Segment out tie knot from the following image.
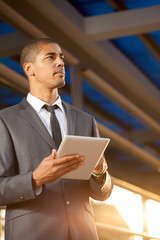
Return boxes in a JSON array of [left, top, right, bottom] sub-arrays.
[[43, 104, 59, 113]]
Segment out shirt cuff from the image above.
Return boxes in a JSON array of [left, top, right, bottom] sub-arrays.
[[34, 185, 43, 196], [91, 171, 106, 185]]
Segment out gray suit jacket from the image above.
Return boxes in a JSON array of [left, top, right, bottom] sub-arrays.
[[0, 98, 113, 240]]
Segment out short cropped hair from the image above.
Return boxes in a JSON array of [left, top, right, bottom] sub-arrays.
[[20, 38, 57, 69]]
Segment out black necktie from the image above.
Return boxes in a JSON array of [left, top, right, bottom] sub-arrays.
[[43, 104, 62, 148]]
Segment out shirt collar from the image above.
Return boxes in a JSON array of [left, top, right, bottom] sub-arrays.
[[26, 93, 64, 113]]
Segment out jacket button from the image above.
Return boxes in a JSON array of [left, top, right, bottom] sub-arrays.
[[19, 196, 25, 201], [66, 201, 70, 205]]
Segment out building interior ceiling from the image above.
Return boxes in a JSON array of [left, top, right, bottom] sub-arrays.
[[0, 0, 160, 197]]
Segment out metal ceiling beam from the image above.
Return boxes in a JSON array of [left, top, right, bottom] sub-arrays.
[[82, 69, 160, 137], [97, 122, 160, 172], [0, 32, 29, 58], [105, 0, 160, 63], [61, 84, 130, 130], [144, 143, 160, 157], [0, 64, 29, 95], [124, 129, 160, 159], [0, 0, 79, 65], [138, 33, 160, 62], [122, 129, 160, 143], [97, 40, 160, 120], [84, 98, 131, 130], [49, 0, 83, 30], [84, 5, 160, 41], [105, 0, 160, 101], [113, 177, 160, 202]]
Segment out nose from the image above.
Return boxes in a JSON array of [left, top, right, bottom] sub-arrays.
[[55, 56, 64, 67]]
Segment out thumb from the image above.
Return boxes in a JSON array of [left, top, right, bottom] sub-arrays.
[[51, 149, 57, 159]]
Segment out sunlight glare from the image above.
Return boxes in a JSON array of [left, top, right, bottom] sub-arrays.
[[104, 186, 143, 234], [146, 199, 160, 238]]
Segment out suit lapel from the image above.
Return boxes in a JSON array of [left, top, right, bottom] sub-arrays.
[[63, 102, 76, 135], [20, 98, 56, 149]]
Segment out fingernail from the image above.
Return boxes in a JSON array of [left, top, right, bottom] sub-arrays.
[[80, 161, 84, 165]]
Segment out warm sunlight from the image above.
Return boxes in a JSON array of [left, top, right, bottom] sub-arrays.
[[146, 199, 160, 238], [103, 185, 143, 240], [105, 186, 143, 232]]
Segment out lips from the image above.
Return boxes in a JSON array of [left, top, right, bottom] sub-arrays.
[[54, 71, 65, 75], [54, 68, 65, 75]]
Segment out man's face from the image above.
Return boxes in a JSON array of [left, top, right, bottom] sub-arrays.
[[31, 43, 65, 89]]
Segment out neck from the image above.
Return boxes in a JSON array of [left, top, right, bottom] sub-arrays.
[[30, 88, 59, 105]]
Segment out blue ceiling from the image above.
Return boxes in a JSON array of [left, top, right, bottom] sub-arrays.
[[68, 0, 115, 15], [111, 34, 160, 89], [68, 0, 160, 89], [68, 0, 160, 15]]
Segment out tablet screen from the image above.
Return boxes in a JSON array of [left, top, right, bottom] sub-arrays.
[[57, 135, 110, 180]]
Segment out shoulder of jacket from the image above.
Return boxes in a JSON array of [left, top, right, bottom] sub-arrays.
[[0, 98, 25, 118], [63, 101, 94, 119]]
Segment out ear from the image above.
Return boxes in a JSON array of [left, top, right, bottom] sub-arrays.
[[23, 62, 35, 77]]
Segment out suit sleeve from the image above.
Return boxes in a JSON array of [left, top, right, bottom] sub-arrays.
[[88, 117, 113, 201], [0, 119, 36, 206]]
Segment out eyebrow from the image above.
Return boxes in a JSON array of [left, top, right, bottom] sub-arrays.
[[44, 52, 64, 57]]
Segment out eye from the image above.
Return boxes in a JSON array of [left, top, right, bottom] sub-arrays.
[[47, 55, 55, 60], [60, 55, 65, 61]]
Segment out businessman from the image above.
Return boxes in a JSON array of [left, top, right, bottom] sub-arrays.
[[0, 38, 113, 240]]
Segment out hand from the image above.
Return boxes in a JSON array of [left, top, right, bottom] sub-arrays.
[[32, 149, 84, 188], [93, 157, 107, 175]]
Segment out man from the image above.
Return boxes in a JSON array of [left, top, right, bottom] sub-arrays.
[[0, 38, 113, 240]]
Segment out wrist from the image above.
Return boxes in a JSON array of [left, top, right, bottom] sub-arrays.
[[93, 164, 107, 177], [32, 171, 41, 189]]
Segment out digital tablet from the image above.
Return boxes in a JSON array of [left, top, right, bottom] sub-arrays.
[[56, 135, 110, 180]]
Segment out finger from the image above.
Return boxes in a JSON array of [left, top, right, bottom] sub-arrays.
[[55, 154, 82, 165], [55, 156, 84, 174], [52, 149, 57, 159], [59, 159, 84, 176], [63, 156, 84, 168]]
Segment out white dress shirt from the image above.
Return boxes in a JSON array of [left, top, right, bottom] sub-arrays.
[[26, 93, 67, 139]]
